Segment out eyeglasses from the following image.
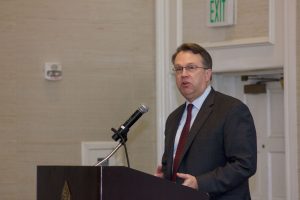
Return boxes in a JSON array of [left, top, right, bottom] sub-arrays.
[[172, 64, 208, 73]]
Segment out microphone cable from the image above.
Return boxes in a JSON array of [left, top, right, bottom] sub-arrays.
[[123, 143, 130, 168], [117, 131, 131, 168]]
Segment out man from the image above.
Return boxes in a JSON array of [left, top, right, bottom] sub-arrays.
[[155, 43, 257, 200]]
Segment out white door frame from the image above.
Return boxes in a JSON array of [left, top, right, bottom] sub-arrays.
[[283, 0, 298, 199], [155, 0, 298, 199]]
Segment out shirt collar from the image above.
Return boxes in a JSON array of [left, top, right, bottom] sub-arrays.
[[186, 85, 211, 110]]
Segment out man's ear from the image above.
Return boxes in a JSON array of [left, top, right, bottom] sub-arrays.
[[205, 69, 212, 81]]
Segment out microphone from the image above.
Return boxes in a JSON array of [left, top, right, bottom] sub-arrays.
[[112, 104, 149, 142]]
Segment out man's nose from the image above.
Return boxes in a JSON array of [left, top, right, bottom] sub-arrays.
[[181, 67, 189, 76]]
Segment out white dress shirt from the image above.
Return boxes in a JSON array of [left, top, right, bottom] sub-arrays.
[[173, 85, 212, 158]]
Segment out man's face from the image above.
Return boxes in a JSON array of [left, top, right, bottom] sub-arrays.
[[174, 51, 212, 102]]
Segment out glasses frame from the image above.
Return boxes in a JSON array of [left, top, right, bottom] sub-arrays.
[[172, 64, 208, 74]]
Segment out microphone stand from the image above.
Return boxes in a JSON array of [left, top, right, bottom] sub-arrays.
[[94, 127, 129, 167]]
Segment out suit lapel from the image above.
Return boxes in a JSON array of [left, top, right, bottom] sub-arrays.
[[177, 89, 216, 170], [165, 104, 185, 178], [167, 104, 186, 148]]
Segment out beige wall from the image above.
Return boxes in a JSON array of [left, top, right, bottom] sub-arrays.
[[297, 0, 300, 197], [0, 0, 156, 199]]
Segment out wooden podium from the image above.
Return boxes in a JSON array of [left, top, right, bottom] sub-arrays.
[[37, 166, 209, 200]]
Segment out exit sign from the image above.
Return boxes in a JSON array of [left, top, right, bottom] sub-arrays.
[[207, 0, 235, 27]]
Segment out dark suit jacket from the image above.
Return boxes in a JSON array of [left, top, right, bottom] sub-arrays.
[[161, 88, 257, 200]]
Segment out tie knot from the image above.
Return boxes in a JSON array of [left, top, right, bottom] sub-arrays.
[[187, 104, 193, 113]]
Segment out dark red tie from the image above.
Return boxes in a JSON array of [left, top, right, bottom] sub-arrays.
[[172, 104, 193, 181]]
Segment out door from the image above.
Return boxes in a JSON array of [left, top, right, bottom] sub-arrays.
[[212, 71, 285, 200]]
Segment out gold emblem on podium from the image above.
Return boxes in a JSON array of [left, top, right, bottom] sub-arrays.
[[61, 181, 71, 200]]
